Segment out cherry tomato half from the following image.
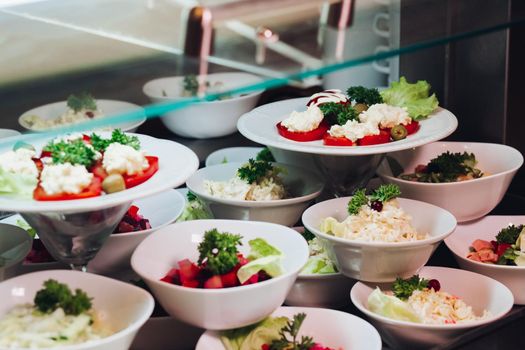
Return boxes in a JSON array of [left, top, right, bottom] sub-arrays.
[[276, 121, 329, 142]]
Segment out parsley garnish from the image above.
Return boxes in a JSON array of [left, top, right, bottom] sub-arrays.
[[392, 275, 429, 300], [186, 191, 197, 202], [369, 184, 401, 203], [34, 279, 92, 316], [256, 147, 276, 162], [413, 151, 482, 183], [318, 102, 357, 126], [183, 75, 200, 96], [268, 313, 314, 350], [347, 184, 401, 215], [346, 86, 383, 106], [66, 92, 97, 112], [237, 159, 273, 184], [496, 224, 524, 244], [302, 228, 316, 242], [197, 229, 242, 275], [43, 139, 97, 167], [348, 189, 368, 215], [90, 129, 140, 152]]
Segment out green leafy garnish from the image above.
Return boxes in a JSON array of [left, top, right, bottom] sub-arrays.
[[268, 313, 314, 350], [237, 159, 273, 184], [183, 75, 200, 96], [380, 77, 439, 120], [348, 188, 368, 215], [66, 92, 97, 113], [34, 279, 92, 316], [496, 225, 524, 244], [43, 139, 97, 167], [369, 184, 401, 203], [198, 228, 242, 275], [302, 228, 316, 242], [318, 102, 357, 125], [346, 86, 383, 105], [392, 275, 429, 300], [256, 147, 276, 163], [90, 129, 140, 151], [186, 191, 197, 202]]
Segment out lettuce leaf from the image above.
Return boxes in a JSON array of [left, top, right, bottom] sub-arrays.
[[176, 198, 213, 222], [220, 316, 288, 350], [0, 167, 37, 198], [367, 288, 422, 323], [237, 239, 283, 284], [380, 77, 439, 120]]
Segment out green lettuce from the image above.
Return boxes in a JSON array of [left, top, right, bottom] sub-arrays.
[[176, 198, 213, 222], [220, 316, 288, 350], [301, 256, 336, 274], [237, 238, 283, 284], [380, 77, 439, 120], [367, 288, 421, 323], [0, 167, 37, 198]]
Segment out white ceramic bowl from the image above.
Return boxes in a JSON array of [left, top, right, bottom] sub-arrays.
[[143, 72, 264, 139], [196, 306, 382, 350], [376, 141, 523, 222], [131, 219, 309, 330], [285, 273, 356, 308], [186, 162, 324, 226], [445, 215, 525, 305], [205, 147, 263, 167], [350, 266, 514, 349], [88, 189, 185, 275], [0, 223, 32, 282], [0, 269, 154, 350], [302, 197, 457, 282], [18, 100, 147, 132], [0, 129, 21, 139]]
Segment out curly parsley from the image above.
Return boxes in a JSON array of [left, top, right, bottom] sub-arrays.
[[197, 229, 242, 275], [90, 129, 140, 152], [392, 275, 429, 300], [496, 224, 524, 244], [237, 159, 273, 184], [348, 189, 368, 215], [347, 184, 401, 215], [346, 86, 383, 106], [318, 102, 357, 126], [369, 184, 401, 203], [34, 279, 92, 316], [67, 92, 97, 112], [268, 313, 314, 350], [43, 139, 97, 167]]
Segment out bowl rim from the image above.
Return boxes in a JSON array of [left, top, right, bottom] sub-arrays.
[[186, 162, 325, 208], [302, 197, 457, 248], [350, 266, 514, 330], [131, 219, 309, 295], [18, 99, 147, 132], [376, 141, 524, 187], [142, 72, 265, 103], [0, 269, 154, 350], [205, 146, 264, 167]]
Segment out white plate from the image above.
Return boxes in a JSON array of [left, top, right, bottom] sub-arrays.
[[19, 99, 147, 132], [237, 98, 458, 155], [196, 306, 382, 350], [205, 147, 263, 167], [0, 132, 199, 213]]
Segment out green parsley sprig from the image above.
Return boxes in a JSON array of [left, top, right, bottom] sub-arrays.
[[369, 184, 401, 203], [197, 229, 242, 275], [256, 147, 276, 163], [318, 102, 357, 126], [346, 86, 383, 106], [34, 279, 92, 316], [43, 139, 97, 167], [67, 92, 97, 112], [347, 184, 402, 215], [183, 75, 200, 96], [392, 275, 429, 300], [90, 129, 140, 152], [496, 224, 524, 245], [348, 189, 368, 215], [269, 313, 314, 350], [237, 159, 273, 184]]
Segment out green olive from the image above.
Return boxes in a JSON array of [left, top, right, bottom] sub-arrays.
[[354, 103, 368, 114], [390, 125, 408, 141], [102, 174, 126, 194]]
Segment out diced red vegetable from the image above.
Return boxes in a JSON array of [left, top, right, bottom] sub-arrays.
[[220, 270, 239, 287], [276, 121, 329, 142], [204, 276, 224, 289], [496, 243, 512, 257], [178, 259, 201, 283], [323, 134, 355, 146]]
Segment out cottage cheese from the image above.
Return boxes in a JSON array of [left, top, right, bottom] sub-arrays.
[[0, 148, 38, 178], [320, 199, 427, 242], [40, 163, 93, 195], [328, 120, 380, 142], [359, 103, 411, 129], [204, 176, 286, 201], [280, 106, 324, 132], [307, 89, 348, 107], [102, 143, 148, 176]]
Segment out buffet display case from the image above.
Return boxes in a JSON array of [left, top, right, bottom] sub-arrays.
[[1, 0, 525, 349]]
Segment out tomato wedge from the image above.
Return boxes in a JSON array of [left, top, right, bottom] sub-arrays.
[[357, 130, 391, 146], [123, 156, 159, 189], [276, 121, 329, 142], [405, 121, 420, 135], [323, 134, 355, 146], [33, 177, 102, 201]]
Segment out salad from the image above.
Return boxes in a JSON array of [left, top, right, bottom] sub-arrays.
[[467, 224, 525, 265], [300, 228, 337, 275], [160, 228, 284, 289], [368, 275, 490, 324], [176, 191, 214, 222], [0, 129, 158, 201], [0, 279, 111, 348], [276, 77, 439, 146], [220, 313, 337, 350], [21, 93, 104, 130], [320, 184, 427, 242], [204, 159, 287, 201], [400, 151, 484, 183]]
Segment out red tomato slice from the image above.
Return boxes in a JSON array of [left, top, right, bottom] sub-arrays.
[[33, 177, 102, 201], [123, 156, 159, 189], [357, 130, 391, 146], [405, 121, 420, 135], [323, 134, 355, 146], [276, 121, 329, 142]]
